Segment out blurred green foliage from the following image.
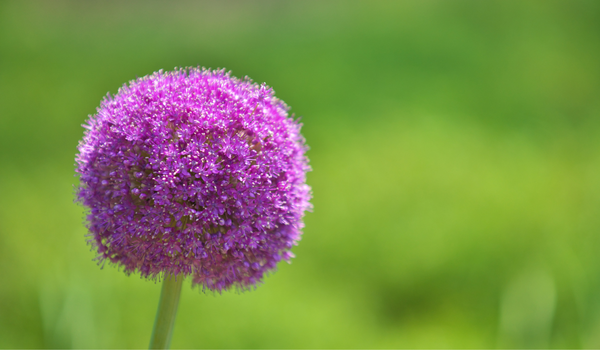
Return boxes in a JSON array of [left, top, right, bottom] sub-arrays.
[[1, 0, 600, 348]]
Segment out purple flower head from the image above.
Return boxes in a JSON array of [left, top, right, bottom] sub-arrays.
[[76, 68, 311, 292]]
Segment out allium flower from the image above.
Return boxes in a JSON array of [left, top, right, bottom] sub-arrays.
[[76, 68, 311, 292]]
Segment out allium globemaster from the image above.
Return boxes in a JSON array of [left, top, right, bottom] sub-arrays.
[[76, 68, 311, 292]]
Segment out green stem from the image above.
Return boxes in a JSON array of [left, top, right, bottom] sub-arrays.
[[149, 273, 183, 349]]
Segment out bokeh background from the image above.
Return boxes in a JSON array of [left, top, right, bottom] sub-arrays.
[[1, 0, 600, 348]]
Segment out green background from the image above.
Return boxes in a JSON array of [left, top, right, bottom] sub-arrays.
[[1, 0, 600, 348]]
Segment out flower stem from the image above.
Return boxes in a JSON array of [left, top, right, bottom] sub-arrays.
[[149, 273, 183, 349]]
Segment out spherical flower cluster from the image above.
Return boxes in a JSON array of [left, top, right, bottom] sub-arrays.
[[76, 68, 311, 292]]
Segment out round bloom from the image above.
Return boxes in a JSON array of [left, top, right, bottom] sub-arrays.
[[76, 68, 311, 292]]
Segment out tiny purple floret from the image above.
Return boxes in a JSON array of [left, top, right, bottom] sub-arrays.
[[76, 68, 311, 292]]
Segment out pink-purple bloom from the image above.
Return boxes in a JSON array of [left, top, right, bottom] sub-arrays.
[[76, 68, 311, 292]]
